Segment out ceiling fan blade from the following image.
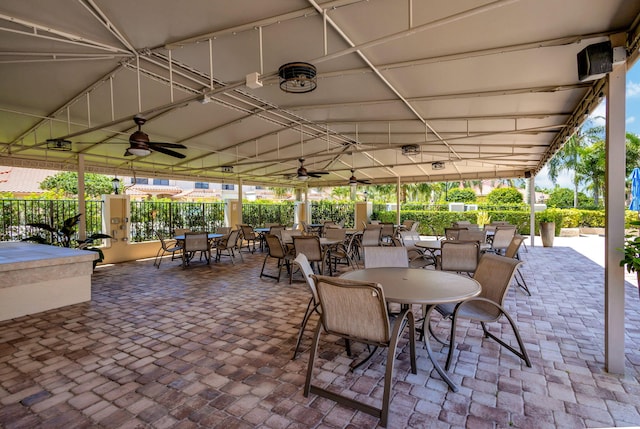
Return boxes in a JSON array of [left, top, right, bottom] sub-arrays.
[[358, 179, 371, 184], [148, 141, 187, 149], [307, 171, 329, 175], [151, 146, 186, 159]]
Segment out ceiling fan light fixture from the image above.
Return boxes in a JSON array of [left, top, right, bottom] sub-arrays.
[[278, 62, 317, 93], [46, 139, 72, 151], [401, 144, 420, 156], [432, 161, 445, 170], [127, 141, 152, 156], [297, 166, 309, 180]]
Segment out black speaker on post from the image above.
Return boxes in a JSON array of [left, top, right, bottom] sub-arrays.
[[577, 41, 612, 82], [524, 171, 532, 179]]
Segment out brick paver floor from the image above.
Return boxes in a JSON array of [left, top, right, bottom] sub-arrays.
[[1, 239, 639, 428]]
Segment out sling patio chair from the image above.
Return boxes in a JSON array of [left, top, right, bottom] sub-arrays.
[[379, 222, 396, 245], [260, 233, 293, 283], [291, 253, 320, 359], [429, 253, 532, 371], [238, 224, 261, 253], [364, 246, 409, 269], [504, 234, 531, 295], [326, 230, 361, 272], [292, 235, 326, 280], [399, 230, 436, 268], [488, 225, 517, 255], [181, 232, 211, 267], [214, 229, 243, 264], [360, 225, 382, 248], [153, 231, 183, 268], [304, 275, 416, 428], [436, 240, 481, 276], [444, 227, 468, 241]]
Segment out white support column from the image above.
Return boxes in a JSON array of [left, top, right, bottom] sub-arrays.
[[305, 186, 311, 224], [77, 154, 86, 240], [237, 179, 243, 225], [529, 175, 535, 247], [396, 176, 401, 226], [604, 63, 626, 374]]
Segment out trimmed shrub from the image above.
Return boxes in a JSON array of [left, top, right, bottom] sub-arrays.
[[486, 187, 523, 204], [445, 188, 476, 203]]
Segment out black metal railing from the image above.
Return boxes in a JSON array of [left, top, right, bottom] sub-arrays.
[[241, 202, 295, 227], [0, 199, 104, 242], [310, 201, 355, 228], [129, 201, 226, 242]]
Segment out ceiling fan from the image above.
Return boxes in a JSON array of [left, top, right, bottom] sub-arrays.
[[125, 115, 187, 159], [348, 168, 371, 186], [286, 158, 329, 181]]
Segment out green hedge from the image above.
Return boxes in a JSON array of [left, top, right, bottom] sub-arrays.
[[371, 207, 625, 236]]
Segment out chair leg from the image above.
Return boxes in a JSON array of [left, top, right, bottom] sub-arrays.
[[481, 314, 532, 367], [515, 268, 531, 295], [304, 320, 323, 397], [292, 298, 315, 359], [259, 254, 270, 278], [153, 248, 164, 268]]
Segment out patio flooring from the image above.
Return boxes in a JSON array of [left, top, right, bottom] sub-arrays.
[[1, 238, 640, 428]]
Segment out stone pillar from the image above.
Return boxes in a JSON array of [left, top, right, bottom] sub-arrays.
[[354, 202, 372, 230]]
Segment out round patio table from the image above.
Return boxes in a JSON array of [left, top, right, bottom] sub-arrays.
[[174, 233, 224, 241], [340, 267, 481, 391]]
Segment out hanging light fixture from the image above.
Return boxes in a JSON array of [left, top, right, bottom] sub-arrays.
[[278, 62, 317, 93], [111, 177, 120, 195]]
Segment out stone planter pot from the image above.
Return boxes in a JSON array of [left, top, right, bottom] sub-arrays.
[[540, 222, 555, 247]]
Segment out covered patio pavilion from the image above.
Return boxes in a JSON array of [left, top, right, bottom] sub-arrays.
[[1, 1, 640, 425], [0, 237, 639, 428]]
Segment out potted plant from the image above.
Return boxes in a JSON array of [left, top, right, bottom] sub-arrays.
[[537, 209, 559, 247], [476, 210, 491, 227], [22, 213, 111, 268], [620, 220, 640, 298]]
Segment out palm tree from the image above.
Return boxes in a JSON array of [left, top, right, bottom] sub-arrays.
[[576, 141, 605, 206], [401, 183, 435, 203], [331, 186, 351, 200], [548, 125, 603, 207], [269, 187, 292, 200]]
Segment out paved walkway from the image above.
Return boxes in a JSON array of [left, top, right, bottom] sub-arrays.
[[0, 238, 639, 428]]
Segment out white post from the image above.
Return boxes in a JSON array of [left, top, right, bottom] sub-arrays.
[[237, 179, 243, 225], [77, 154, 86, 240], [604, 63, 626, 374], [529, 175, 536, 247], [396, 176, 401, 226]]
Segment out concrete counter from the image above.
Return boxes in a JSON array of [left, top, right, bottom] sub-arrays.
[[0, 242, 98, 321]]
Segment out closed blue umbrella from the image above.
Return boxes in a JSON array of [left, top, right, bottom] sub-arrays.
[[630, 167, 640, 211]]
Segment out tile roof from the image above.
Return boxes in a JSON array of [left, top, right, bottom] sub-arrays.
[[0, 166, 59, 193]]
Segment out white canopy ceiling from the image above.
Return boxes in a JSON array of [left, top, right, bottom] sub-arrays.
[[1, 0, 639, 187]]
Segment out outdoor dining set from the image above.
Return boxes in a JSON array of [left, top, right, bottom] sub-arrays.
[[150, 217, 531, 427]]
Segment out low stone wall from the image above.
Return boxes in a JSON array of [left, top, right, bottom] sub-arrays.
[[560, 227, 605, 237]]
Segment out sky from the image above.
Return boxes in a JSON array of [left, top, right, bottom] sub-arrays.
[[535, 63, 640, 189]]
